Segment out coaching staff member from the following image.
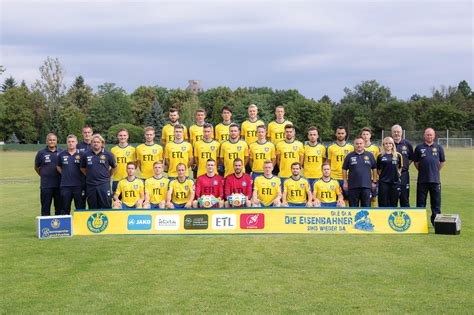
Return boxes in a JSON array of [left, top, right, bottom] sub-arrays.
[[57, 134, 85, 214], [391, 124, 414, 207], [80, 134, 117, 209], [414, 128, 446, 225], [35, 133, 62, 216], [342, 136, 377, 207]]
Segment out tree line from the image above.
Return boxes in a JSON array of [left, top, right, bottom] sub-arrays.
[[1, 57, 472, 144]]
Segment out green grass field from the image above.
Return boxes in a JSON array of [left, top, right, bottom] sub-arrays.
[[0, 149, 473, 313]]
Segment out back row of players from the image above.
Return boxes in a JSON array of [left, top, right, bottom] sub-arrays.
[[36, 104, 445, 224]]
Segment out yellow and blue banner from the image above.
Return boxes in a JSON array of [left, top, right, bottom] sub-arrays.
[[73, 208, 428, 235]]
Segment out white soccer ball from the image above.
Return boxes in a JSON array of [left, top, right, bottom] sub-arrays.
[[199, 195, 218, 208], [228, 193, 246, 207]]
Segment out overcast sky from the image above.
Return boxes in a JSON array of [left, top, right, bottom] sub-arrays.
[[1, 0, 472, 101]]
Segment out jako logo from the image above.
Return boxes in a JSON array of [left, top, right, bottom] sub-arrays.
[[240, 213, 265, 229], [155, 215, 180, 231], [127, 215, 152, 230], [212, 214, 236, 230]]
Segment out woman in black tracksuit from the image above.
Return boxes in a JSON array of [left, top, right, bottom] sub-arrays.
[[377, 137, 403, 207]]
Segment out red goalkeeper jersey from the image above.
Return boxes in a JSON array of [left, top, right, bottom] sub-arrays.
[[195, 174, 224, 198], [224, 173, 253, 199]]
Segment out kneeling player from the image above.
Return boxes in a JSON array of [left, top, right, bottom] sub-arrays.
[[166, 163, 195, 209], [313, 163, 344, 207], [281, 162, 312, 207], [224, 158, 253, 207], [113, 162, 144, 209], [144, 161, 169, 209], [193, 159, 224, 208], [252, 160, 281, 207]]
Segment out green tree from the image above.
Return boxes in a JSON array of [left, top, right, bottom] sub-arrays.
[[163, 89, 196, 113], [0, 87, 37, 143], [179, 98, 201, 127], [144, 99, 166, 132], [107, 123, 144, 144], [33, 57, 66, 134], [331, 102, 371, 138], [30, 90, 49, 143], [198, 87, 234, 123], [457, 80, 472, 99], [67, 76, 95, 114], [374, 100, 416, 132], [58, 105, 85, 142], [2, 76, 17, 92], [130, 86, 157, 126], [286, 98, 332, 141], [419, 103, 468, 131], [88, 83, 133, 134]]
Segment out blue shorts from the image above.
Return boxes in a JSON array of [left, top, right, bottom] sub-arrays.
[[321, 202, 337, 208], [337, 179, 349, 199], [150, 202, 160, 209], [122, 203, 135, 209], [252, 172, 263, 181], [307, 178, 317, 192], [172, 202, 186, 209], [288, 202, 305, 207], [260, 203, 274, 208]]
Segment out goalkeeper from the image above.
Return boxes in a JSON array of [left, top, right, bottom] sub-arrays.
[[224, 158, 253, 207], [192, 159, 224, 208]]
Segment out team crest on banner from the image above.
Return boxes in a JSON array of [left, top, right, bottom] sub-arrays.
[[388, 211, 411, 232], [51, 219, 60, 229], [87, 212, 109, 233], [353, 210, 374, 232]]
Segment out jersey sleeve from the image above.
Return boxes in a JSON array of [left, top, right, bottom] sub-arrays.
[[271, 143, 276, 159], [370, 154, 377, 169], [188, 143, 194, 158], [115, 181, 123, 195], [217, 177, 224, 198], [108, 152, 117, 168], [413, 146, 421, 162], [195, 176, 202, 198], [407, 141, 414, 161], [342, 154, 350, 170]]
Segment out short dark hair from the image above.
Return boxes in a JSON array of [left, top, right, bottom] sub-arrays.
[[284, 124, 295, 130], [229, 123, 240, 130], [222, 106, 233, 113]]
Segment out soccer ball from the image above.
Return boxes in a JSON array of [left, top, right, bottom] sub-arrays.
[[198, 195, 218, 208], [228, 193, 247, 207]]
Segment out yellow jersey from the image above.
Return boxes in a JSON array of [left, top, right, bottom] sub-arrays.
[[254, 175, 281, 206], [219, 139, 249, 177], [241, 119, 265, 144], [365, 144, 380, 160], [214, 122, 233, 143], [161, 123, 189, 145], [164, 140, 193, 178], [169, 177, 194, 204], [303, 143, 326, 179], [276, 140, 304, 178], [135, 143, 163, 179], [267, 119, 291, 144], [326, 142, 354, 180], [284, 176, 310, 204], [189, 123, 211, 147], [145, 176, 169, 204], [194, 139, 220, 177], [249, 141, 276, 173], [110, 144, 136, 181], [116, 177, 144, 207], [313, 178, 341, 203]]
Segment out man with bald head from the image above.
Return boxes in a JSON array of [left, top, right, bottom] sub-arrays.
[[414, 128, 446, 225], [391, 124, 414, 207]]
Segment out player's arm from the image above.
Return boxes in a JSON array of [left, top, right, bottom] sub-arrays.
[[56, 165, 62, 174], [342, 169, 348, 191], [313, 186, 321, 207], [251, 187, 260, 206], [165, 186, 173, 208], [273, 185, 282, 206], [281, 187, 288, 206], [336, 186, 344, 207], [306, 186, 313, 207], [185, 187, 195, 208]]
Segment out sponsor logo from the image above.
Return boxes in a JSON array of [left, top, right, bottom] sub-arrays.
[[127, 215, 152, 230], [353, 210, 374, 232], [212, 214, 236, 230], [240, 213, 265, 229], [184, 214, 208, 230], [155, 215, 180, 230], [388, 211, 411, 232], [87, 212, 108, 233]]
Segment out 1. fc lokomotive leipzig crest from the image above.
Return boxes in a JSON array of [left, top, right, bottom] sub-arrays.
[[87, 212, 109, 233], [126, 151, 130, 156], [181, 146, 186, 151], [211, 146, 215, 151], [265, 147, 269, 152], [153, 149, 157, 154], [388, 211, 411, 232], [293, 146, 298, 151], [237, 146, 242, 151]]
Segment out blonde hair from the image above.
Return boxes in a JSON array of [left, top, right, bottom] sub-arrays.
[[380, 137, 398, 160], [91, 134, 105, 146], [248, 104, 258, 110]]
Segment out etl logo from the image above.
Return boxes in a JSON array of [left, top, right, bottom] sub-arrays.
[[240, 213, 265, 229], [212, 214, 236, 230], [127, 215, 152, 230]]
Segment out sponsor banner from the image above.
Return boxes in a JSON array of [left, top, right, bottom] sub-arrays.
[[72, 208, 428, 235], [36, 215, 73, 239]]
